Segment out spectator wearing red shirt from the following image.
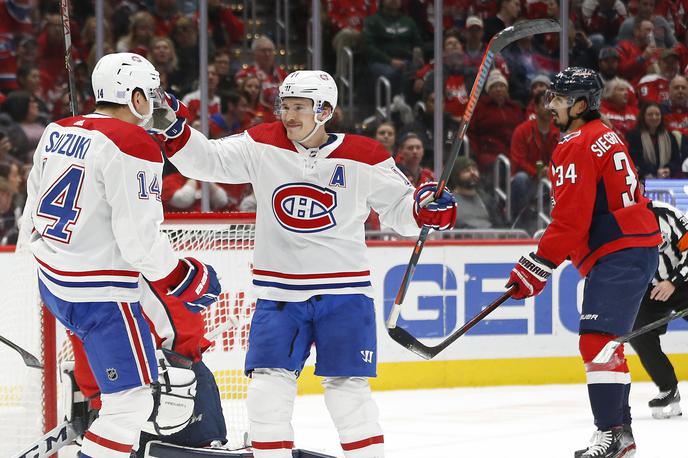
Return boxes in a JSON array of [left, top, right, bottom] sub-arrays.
[[151, 0, 181, 37], [638, 48, 682, 104], [235, 36, 287, 109], [510, 91, 559, 220], [661, 75, 688, 135], [581, 0, 628, 46], [600, 77, 639, 142], [468, 70, 525, 173], [617, 18, 661, 85], [0, 0, 33, 92], [394, 132, 434, 186], [182, 63, 221, 124], [37, 12, 68, 94], [415, 31, 468, 120], [618, 0, 676, 49], [161, 173, 229, 213], [204, 0, 245, 50], [327, 0, 376, 78], [239, 74, 276, 125], [628, 102, 682, 178], [115, 10, 155, 57]]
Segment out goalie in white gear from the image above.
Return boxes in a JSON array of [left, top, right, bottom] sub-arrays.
[[19, 52, 221, 458], [154, 69, 458, 458]]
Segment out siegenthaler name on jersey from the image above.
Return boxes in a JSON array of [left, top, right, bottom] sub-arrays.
[[590, 131, 623, 157], [45, 131, 92, 160]]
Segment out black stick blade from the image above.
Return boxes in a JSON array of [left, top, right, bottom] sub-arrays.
[[0, 334, 42, 369], [387, 326, 435, 360]]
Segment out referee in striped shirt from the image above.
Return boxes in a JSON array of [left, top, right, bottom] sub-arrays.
[[629, 194, 688, 419]]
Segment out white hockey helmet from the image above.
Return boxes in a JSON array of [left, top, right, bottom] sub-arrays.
[[91, 52, 162, 124], [278, 70, 338, 123]]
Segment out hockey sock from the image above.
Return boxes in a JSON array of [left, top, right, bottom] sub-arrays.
[[246, 368, 297, 458], [580, 333, 631, 430], [323, 377, 384, 458], [81, 386, 153, 458]]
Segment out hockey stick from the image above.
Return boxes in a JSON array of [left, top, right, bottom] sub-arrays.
[[386, 19, 561, 359], [60, 0, 78, 116], [0, 333, 42, 368], [592, 307, 688, 364], [204, 314, 240, 341], [11, 418, 83, 458]]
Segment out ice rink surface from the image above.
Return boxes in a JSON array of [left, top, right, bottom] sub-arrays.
[[286, 381, 686, 457]]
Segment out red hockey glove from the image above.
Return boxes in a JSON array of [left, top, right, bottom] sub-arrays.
[[507, 252, 554, 299], [148, 92, 189, 140], [413, 182, 457, 230], [154, 257, 221, 313]]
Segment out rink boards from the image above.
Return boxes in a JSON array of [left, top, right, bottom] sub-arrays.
[[296, 241, 688, 393]]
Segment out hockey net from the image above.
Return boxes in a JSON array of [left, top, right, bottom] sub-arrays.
[[0, 213, 257, 456]]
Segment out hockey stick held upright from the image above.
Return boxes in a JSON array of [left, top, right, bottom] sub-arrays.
[[386, 19, 561, 359]]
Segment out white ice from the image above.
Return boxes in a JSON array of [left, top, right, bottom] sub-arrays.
[[288, 382, 686, 458]]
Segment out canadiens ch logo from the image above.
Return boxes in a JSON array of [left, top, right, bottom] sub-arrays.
[[272, 182, 337, 233]]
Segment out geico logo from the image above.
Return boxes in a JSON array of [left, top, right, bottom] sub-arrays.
[[383, 262, 688, 339]]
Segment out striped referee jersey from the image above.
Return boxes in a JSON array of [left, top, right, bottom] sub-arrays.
[[649, 200, 688, 285]]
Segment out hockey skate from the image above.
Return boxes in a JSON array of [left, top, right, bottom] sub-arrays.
[[649, 386, 682, 419], [573, 426, 635, 458]]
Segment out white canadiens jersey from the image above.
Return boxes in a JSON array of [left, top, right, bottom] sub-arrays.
[[169, 122, 420, 302], [20, 114, 179, 303]]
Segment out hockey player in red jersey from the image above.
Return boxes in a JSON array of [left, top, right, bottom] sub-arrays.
[[507, 67, 661, 458], [19, 53, 222, 458], [152, 70, 458, 458]]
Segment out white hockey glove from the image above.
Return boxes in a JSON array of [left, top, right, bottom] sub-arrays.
[[146, 91, 189, 139]]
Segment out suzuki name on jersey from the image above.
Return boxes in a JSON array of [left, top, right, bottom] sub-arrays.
[[45, 131, 91, 160], [590, 131, 623, 157]]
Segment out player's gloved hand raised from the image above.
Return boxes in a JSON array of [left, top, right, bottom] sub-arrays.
[[507, 252, 555, 299], [413, 181, 457, 230], [147, 92, 189, 140], [167, 257, 221, 313]]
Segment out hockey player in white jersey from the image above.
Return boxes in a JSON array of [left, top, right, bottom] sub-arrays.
[[154, 70, 458, 458], [19, 53, 221, 458]]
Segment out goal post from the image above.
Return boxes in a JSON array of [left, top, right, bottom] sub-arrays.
[[0, 212, 257, 455]]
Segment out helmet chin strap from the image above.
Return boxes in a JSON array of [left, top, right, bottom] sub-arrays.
[[296, 111, 332, 145], [127, 95, 154, 126]]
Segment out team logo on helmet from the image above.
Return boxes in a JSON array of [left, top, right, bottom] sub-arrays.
[[272, 183, 337, 233]]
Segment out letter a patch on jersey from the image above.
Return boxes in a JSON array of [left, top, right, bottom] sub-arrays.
[[329, 164, 346, 188]]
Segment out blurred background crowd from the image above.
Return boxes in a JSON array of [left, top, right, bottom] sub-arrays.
[[0, 0, 687, 243]]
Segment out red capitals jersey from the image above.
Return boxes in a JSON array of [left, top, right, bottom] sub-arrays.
[[637, 74, 670, 104], [537, 119, 661, 276], [664, 106, 688, 135]]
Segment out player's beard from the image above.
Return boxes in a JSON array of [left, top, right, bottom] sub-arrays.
[[551, 110, 568, 131]]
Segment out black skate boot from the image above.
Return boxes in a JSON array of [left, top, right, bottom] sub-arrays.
[[573, 426, 635, 458], [649, 386, 682, 419]]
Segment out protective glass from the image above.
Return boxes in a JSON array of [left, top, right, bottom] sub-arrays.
[[273, 97, 319, 117], [544, 90, 575, 110], [149, 86, 167, 110]]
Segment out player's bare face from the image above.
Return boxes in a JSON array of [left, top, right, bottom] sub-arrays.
[[279, 98, 317, 141]]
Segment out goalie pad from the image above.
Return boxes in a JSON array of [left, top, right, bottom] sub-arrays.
[[142, 350, 198, 436]]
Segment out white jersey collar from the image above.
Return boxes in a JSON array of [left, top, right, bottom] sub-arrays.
[[293, 133, 345, 158]]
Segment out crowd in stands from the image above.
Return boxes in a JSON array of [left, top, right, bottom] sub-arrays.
[[1, 0, 688, 243]]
